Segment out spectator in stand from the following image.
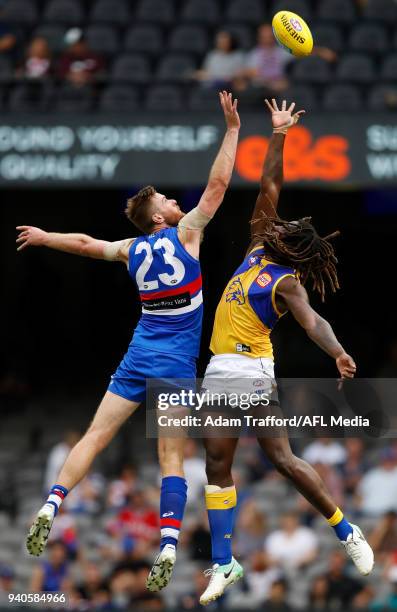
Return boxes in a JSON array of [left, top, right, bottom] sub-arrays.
[[302, 437, 347, 467], [0, 565, 15, 598], [324, 549, 365, 609], [308, 575, 329, 610], [194, 30, 245, 89], [340, 438, 369, 497], [76, 561, 105, 603], [47, 504, 77, 558], [30, 541, 70, 592], [64, 471, 105, 515], [0, 3, 16, 62], [107, 464, 139, 510], [44, 430, 81, 493], [183, 439, 207, 505], [58, 28, 105, 86], [242, 551, 283, 606], [265, 578, 291, 612], [265, 511, 318, 571], [17, 37, 52, 79], [369, 511, 397, 564], [357, 447, 397, 517], [234, 498, 267, 559]]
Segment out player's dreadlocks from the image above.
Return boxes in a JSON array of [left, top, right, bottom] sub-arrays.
[[252, 215, 340, 301]]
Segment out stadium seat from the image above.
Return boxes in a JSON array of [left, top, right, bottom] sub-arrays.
[[311, 24, 344, 53], [363, 0, 397, 22], [381, 54, 397, 82], [110, 53, 152, 84], [316, 0, 356, 23], [99, 85, 139, 112], [156, 54, 196, 83], [222, 24, 254, 50], [349, 24, 388, 54], [124, 25, 164, 56], [2, 0, 39, 25], [336, 54, 375, 84], [135, 0, 175, 24], [291, 56, 332, 84], [89, 0, 130, 25], [169, 25, 209, 56], [0, 57, 12, 83], [181, 0, 221, 25], [85, 25, 120, 56], [55, 83, 93, 112], [189, 86, 224, 111], [367, 84, 397, 111], [271, 0, 311, 22], [145, 84, 183, 111], [32, 25, 67, 53], [8, 82, 54, 112], [323, 84, 362, 111], [283, 85, 318, 111], [43, 0, 85, 25], [225, 0, 266, 24]]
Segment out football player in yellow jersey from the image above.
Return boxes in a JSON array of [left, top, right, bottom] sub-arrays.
[[199, 99, 374, 605]]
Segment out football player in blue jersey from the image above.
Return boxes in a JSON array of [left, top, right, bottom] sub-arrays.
[[199, 99, 374, 605], [16, 91, 241, 592]]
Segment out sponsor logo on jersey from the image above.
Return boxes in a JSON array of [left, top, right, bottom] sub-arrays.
[[248, 255, 259, 266], [143, 292, 191, 310], [226, 278, 245, 305], [256, 272, 272, 288], [236, 343, 251, 353]]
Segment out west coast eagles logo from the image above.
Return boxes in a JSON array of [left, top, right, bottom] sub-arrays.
[[248, 255, 259, 267], [256, 272, 272, 288], [226, 278, 245, 305]]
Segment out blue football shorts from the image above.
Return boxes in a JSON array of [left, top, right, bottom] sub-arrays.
[[107, 344, 197, 403]]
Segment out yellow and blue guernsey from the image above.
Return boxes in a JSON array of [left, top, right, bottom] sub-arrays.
[[210, 246, 297, 360]]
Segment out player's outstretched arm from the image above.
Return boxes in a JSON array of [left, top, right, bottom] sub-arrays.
[[197, 90, 240, 218], [16, 226, 133, 264], [249, 99, 305, 245], [276, 276, 357, 379]]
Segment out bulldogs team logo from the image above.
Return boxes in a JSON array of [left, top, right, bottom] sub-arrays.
[[226, 278, 245, 305], [256, 272, 272, 288], [290, 17, 302, 31]]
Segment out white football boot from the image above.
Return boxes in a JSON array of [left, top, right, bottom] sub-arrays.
[[341, 524, 374, 576], [26, 503, 55, 556], [200, 557, 244, 606], [146, 543, 176, 592]]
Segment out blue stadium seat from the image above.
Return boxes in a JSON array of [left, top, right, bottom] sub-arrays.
[[110, 53, 152, 85], [363, 0, 397, 22], [349, 24, 388, 54], [336, 54, 375, 84], [124, 25, 164, 56], [33, 25, 67, 53], [222, 24, 254, 50], [189, 86, 224, 111], [181, 0, 221, 25], [85, 25, 120, 56], [2, 0, 39, 25], [43, 0, 85, 25], [89, 0, 130, 25], [283, 85, 318, 112], [0, 57, 13, 83], [317, 0, 356, 23], [381, 54, 397, 82], [55, 83, 93, 112], [145, 84, 183, 111], [368, 84, 397, 111], [291, 56, 332, 84], [271, 0, 311, 22], [8, 82, 54, 112], [323, 84, 362, 111], [169, 25, 209, 56], [99, 85, 140, 112], [135, 0, 175, 24], [225, 0, 266, 24], [156, 54, 196, 83], [311, 24, 343, 53]]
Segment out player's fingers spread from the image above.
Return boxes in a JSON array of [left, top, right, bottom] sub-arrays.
[[288, 102, 296, 113], [16, 225, 29, 231], [16, 237, 27, 243], [233, 98, 238, 110], [271, 98, 279, 111], [264, 99, 273, 112], [281, 99, 286, 111]]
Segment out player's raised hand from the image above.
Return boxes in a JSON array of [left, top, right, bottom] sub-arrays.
[[16, 226, 48, 251], [219, 90, 240, 131], [265, 98, 305, 134], [336, 352, 357, 380]]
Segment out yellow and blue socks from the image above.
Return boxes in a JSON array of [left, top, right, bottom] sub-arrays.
[[327, 507, 353, 541], [160, 476, 187, 551], [46, 484, 69, 516], [205, 484, 237, 566]]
